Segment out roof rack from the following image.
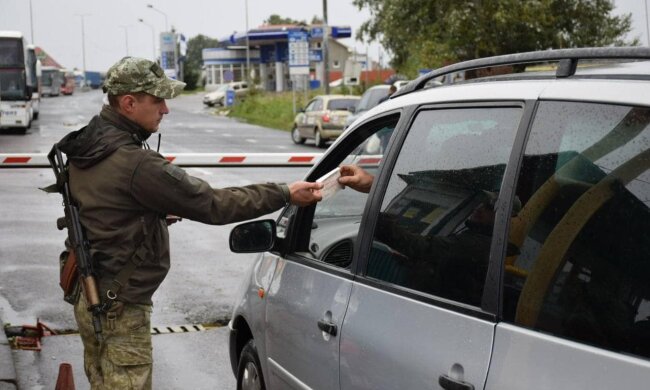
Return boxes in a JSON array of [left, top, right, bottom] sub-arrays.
[[392, 47, 650, 98]]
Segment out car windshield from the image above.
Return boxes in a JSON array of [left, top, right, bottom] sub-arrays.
[[357, 87, 388, 111], [216, 84, 230, 92], [328, 98, 357, 111]]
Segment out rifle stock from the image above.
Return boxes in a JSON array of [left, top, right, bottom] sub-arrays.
[[48, 144, 105, 341]]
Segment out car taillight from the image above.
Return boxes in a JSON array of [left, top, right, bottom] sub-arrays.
[[322, 112, 330, 123]]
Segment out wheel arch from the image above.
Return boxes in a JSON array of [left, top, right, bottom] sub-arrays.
[[230, 315, 254, 376]]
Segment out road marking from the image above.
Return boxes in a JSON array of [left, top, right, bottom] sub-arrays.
[[151, 324, 206, 334], [245, 139, 258, 143]]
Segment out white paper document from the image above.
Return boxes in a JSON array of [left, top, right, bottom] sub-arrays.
[[316, 168, 344, 200]]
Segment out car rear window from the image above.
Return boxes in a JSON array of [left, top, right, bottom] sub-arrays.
[[328, 99, 358, 111]]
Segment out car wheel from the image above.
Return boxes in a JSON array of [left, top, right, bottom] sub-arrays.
[[291, 126, 305, 144], [33, 112, 39, 120], [237, 339, 265, 390], [314, 129, 326, 148]]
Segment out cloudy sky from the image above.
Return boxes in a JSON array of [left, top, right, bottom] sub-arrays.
[[0, 0, 648, 72]]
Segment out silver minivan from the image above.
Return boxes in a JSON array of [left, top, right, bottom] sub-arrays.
[[228, 48, 650, 390]]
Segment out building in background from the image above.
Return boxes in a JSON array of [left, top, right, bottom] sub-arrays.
[[202, 24, 357, 92]]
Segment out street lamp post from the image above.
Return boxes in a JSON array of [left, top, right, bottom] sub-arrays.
[[645, 0, 650, 47], [147, 4, 168, 32], [119, 26, 131, 56], [138, 18, 156, 61], [29, 0, 35, 43], [322, 0, 330, 94], [76, 13, 90, 88]]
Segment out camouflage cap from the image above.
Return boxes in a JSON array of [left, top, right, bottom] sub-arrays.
[[102, 57, 186, 99]]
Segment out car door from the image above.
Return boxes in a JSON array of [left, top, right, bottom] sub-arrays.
[[339, 104, 526, 390], [487, 100, 650, 389], [264, 115, 400, 390], [298, 99, 318, 136]]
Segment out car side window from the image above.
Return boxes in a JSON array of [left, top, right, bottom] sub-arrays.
[[291, 117, 399, 268], [504, 102, 650, 359], [304, 100, 316, 112], [366, 107, 522, 306], [312, 99, 323, 112]]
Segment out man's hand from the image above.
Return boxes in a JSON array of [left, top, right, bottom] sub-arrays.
[[338, 165, 374, 193], [288, 181, 324, 206]]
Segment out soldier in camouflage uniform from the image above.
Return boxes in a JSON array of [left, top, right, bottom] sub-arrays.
[[57, 57, 323, 389]]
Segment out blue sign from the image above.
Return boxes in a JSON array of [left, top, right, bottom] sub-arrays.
[[310, 27, 323, 38], [419, 69, 433, 76], [226, 89, 235, 107], [224, 70, 234, 82], [309, 49, 323, 62]]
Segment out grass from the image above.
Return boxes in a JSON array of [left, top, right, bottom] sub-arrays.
[[228, 91, 308, 131]]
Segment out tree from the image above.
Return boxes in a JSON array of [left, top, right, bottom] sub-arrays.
[[182, 34, 220, 90], [263, 14, 307, 26], [353, 0, 638, 76]]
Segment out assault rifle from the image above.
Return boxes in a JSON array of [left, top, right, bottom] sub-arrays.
[[48, 144, 105, 341]]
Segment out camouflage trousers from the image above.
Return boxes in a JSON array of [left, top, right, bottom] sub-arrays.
[[74, 294, 153, 390]]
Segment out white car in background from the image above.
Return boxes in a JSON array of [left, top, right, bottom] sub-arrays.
[[202, 81, 249, 107]]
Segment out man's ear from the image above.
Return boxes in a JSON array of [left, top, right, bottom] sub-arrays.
[[119, 94, 137, 114]]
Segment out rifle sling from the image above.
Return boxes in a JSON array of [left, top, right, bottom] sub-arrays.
[[106, 243, 148, 303]]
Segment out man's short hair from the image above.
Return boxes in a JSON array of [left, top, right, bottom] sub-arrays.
[[107, 92, 147, 109]]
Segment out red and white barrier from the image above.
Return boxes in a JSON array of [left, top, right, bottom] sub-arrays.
[[0, 153, 324, 168]]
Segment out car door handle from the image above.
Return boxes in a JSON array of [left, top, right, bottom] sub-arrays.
[[438, 374, 474, 390], [317, 319, 338, 336]]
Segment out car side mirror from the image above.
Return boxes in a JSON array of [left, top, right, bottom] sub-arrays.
[[299, 107, 305, 113], [229, 219, 276, 253], [347, 106, 356, 113]]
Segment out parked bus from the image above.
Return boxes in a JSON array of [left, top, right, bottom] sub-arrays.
[[60, 69, 74, 95], [41, 66, 63, 96], [0, 31, 34, 131], [26, 44, 41, 119]]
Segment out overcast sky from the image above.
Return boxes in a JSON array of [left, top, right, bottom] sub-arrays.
[[0, 0, 648, 72]]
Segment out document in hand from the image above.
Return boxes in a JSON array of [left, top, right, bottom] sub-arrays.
[[316, 168, 344, 200]]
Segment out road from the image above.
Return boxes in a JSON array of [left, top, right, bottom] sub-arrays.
[[0, 89, 316, 389]]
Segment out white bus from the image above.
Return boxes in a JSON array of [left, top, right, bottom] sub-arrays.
[[0, 31, 35, 131], [26, 44, 41, 119], [41, 66, 63, 97]]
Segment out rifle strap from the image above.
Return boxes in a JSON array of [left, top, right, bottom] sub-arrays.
[[105, 243, 148, 302]]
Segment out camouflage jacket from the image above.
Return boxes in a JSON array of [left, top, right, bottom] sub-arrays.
[[58, 105, 289, 304]]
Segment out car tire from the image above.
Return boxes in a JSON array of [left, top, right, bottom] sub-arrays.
[[33, 112, 39, 120], [291, 126, 305, 144], [237, 339, 265, 390], [314, 129, 326, 148]]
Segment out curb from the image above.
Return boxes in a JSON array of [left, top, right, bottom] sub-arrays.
[[0, 320, 17, 389]]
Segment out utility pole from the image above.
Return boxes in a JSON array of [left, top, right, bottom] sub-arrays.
[[76, 14, 90, 88], [119, 25, 131, 56], [29, 0, 35, 43], [322, 0, 330, 94], [645, 0, 650, 47], [245, 0, 251, 84]]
